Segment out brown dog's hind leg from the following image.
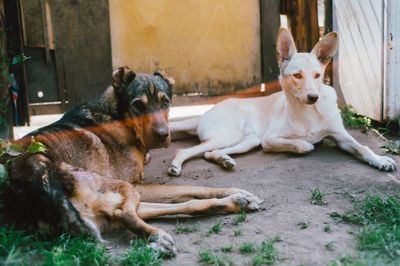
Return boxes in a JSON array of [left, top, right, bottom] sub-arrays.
[[137, 191, 261, 220], [134, 184, 260, 203], [113, 183, 177, 256]]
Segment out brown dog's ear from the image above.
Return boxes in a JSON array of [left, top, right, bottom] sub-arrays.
[[311, 32, 338, 66], [276, 28, 297, 69], [112, 66, 136, 90], [154, 68, 175, 86]]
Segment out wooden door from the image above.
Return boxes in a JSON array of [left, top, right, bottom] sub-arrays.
[[333, 0, 385, 121], [50, 0, 112, 110]]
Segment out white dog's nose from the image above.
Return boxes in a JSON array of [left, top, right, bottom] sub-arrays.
[[307, 94, 319, 104]]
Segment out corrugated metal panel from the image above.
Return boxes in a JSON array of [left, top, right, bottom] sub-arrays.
[[384, 0, 400, 120], [333, 0, 384, 121]]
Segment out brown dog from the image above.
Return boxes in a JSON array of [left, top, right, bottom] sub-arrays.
[[3, 67, 262, 255]]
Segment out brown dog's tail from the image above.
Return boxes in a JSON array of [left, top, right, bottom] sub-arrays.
[[169, 117, 200, 135]]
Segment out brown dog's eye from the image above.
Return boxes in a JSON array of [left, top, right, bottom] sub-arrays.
[[161, 100, 170, 109], [314, 73, 321, 79], [293, 73, 302, 79], [132, 99, 146, 112]]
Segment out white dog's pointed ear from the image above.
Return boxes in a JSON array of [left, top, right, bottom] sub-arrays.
[[276, 28, 297, 68], [311, 32, 338, 66]]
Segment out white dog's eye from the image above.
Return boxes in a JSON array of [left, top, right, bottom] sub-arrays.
[[314, 73, 321, 79], [293, 73, 302, 79]]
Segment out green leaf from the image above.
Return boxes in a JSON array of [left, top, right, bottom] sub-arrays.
[[27, 140, 46, 154], [7, 143, 23, 157], [11, 54, 30, 65]]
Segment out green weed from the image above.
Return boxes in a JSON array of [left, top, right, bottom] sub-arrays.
[[208, 222, 222, 235], [341, 106, 371, 132], [233, 229, 242, 237], [324, 225, 332, 233], [239, 242, 255, 254], [232, 211, 246, 225], [120, 239, 163, 266], [297, 220, 309, 230], [199, 250, 232, 266], [381, 140, 400, 155], [252, 239, 278, 266], [325, 241, 336, 251], [174, 221, 198, 234], [310, 188, 327, 205], [220, 245, 233, 253]]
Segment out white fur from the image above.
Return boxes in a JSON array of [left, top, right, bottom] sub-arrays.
[[168, 28, 396, 176]]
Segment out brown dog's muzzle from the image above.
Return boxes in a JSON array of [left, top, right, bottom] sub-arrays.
[[149, 111, 170, 148]]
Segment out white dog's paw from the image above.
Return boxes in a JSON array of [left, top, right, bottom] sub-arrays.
[[369, 155, 397, 172], [144, 153, 151, 165], [229, 191, 264, 211], [168, 164, 181, 176], [148, 231, 177, 257], [294, 141, 315, 154], [218, 155, 236, 169]]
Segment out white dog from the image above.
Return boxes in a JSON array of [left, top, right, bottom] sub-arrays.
[[168, 28, 396, 176]]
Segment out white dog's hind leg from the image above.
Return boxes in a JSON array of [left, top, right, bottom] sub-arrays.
[[204, 134, 261, 169], [168, 136, 242, 176], [331, 131, 396, 171], [262, 137, 315, 153], [169, 117, 200, 133]]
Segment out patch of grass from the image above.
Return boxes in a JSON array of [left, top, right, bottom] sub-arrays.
[[0, 229, 111, 266], [0, 226, 32, 256], [232, 211, 246, 225], [220, 245, 233, 253], [252, 239, 278, 266], [233, 229, 242, 237], [324, 225, 332, 233], [310, 188, 327, 205], [41, 235, 110, 266], [341, 106, 371, 132], [330, 194, 400, 264], [297, 220, 309, 230], [199, 250, 232, 266], [174, 221, 198, 234], [119, 239, 163, 266], [239, 242, 255, 254], [208, 222, 222, 235]]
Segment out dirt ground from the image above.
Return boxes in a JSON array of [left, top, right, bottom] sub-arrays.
[[108, 129, 399, 266]]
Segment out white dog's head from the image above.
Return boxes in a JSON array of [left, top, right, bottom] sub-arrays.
[[276, 28, 338, 105]]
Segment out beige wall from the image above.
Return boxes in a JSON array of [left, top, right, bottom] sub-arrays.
[[109, 0, 261, 95]]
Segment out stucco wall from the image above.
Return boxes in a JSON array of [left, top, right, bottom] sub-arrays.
[[109, 0, 261, 95]]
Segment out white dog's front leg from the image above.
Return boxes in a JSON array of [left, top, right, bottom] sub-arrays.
[[331, 131, 396, 171], [262, 137, 314, 154]]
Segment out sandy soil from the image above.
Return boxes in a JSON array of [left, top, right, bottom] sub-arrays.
[[111, 129, 400, 266]]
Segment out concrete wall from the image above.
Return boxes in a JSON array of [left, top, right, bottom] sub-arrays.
[[109, 0, 261, 95]]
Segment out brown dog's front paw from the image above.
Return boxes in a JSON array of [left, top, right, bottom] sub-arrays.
[[148, 231, 177, 257], [112, 66, 136, 89], [229, 191, 264, 212]]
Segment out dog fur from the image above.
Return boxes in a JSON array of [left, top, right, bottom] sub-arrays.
[[168, 28, 396, 177], [2, 67, 262, 256]]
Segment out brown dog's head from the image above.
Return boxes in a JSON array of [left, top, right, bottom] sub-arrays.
[[112, 66, 174, 149]]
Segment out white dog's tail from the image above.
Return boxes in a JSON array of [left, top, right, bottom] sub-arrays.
[[169, 117, 200, 135]]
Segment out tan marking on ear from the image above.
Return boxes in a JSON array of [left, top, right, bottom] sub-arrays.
[[148, 83, 155, 96], [140, 95, 149, 105], [157, 91, 166, 102]]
